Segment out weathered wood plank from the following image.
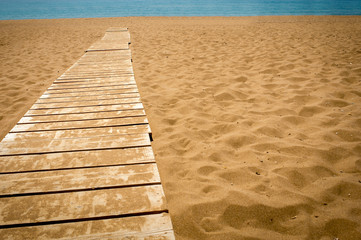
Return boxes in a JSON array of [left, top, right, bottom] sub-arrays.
[[39, 90, 139, 99], [54, 75, 135, 83], [87, 42, 129, 52], [58, 73, 134, 80], [25, 103, 143, 115], [6, 125, 151, 142], [73, 57, 131, 64], [0, 163, 160, 196], [0, 133, 150, 156], [75, 56, 132, 63], [0, 185, 166, 226], [42, 88, 138, 97], [0, 213, 174, 240], [35, 95, 140, 106], [60, 70, 133, 77], [68, 60, 132, 66], [38, 93, 139, 103], [61, 70, 134, 76], [32, 97, 141, 109], [0, 146, 155, 173], [19, 108, 144, 123], [50, 81, 136, 89], [76, 52, 132, 62], [84, 49, 131, 55], [102, 31, 130, 41], [44, 85, 136, 94], [11, 116, 148, 132], [64, 65, 133, 73]]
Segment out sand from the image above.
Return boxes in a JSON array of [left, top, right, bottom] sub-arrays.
[[1, 16, 361, 239]]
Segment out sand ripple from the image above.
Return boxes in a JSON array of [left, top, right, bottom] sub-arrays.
[[1, 16, 361, 239]]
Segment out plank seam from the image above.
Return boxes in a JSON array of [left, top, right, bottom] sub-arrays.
[[39, 91, 139, 99], [86, 48, 129, 52], [24, 107, 144, 117], [57, 74, 134, 80], [48, 83, 137, 90], [10, 122, 149, 133], [43, 87, 138, 95], [18, 114, 147, 124], [0, 182, 162, 198], [35, 96, 140, 104], [30, 101, 142, 110], [0, 210, 169, 229], [0, 144, 152, 157], [0, 160, 156, 175]]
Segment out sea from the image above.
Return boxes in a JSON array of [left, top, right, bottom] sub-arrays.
[[0, 0, 360, 20]]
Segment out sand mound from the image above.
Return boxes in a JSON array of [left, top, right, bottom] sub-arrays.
[[1, 16, 361, 239]]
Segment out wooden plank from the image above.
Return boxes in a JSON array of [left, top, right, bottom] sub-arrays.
[[38, 93, 139, 103], [60, 70, 133, 76], [62, 69, 133, 75], [56, 76, 134, 81], [70, 60, 131, 66], [42, 87, 138, 96], [80, 50, 132, 60], [58, 72, 134, 80], [88, 41, 129, 48], [0, 146, 155, 173], [0, 163, 160, 196], [49, 82, 136, 90], [32, 97, 141, 109], [54, 75, 134, 83], [53, 79, 135, 86], [76, 56, 132, 63], [35, 95, 140, 105], [75, 59, 131, 64], [74, 56, 131, 63], [54, 75, 134, 81], [52, 81, 136, 87], [74, 60, 131, 65], [6, 125, 151, 142], [87, 42, 129, 52], [65, 65, 133, 72], [44, 85, 136, 94], [72, 58, 131, 64], [40, 89, 139, 98], [62, 68, 133, 73], [0, 133, 150, 156], [25, 103, 143, 116], [19, 109, 144, 123], [102, 31, 130, 42], [0, 213, 174, 240], [84, 49, 131, 55], [11, 116, 148, 132], [69, 58, 131, 65], [0, 185, 166, 226]]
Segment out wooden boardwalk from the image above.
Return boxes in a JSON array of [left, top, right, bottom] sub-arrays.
[[0, 28, 175, 239]]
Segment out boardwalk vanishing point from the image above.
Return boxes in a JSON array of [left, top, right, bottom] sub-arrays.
[[0, 27, 175, 239]]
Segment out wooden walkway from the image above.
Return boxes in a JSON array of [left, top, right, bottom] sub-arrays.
[[0, 28, 175, 239]]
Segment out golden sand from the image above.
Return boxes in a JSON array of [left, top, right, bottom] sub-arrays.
[[1, 16, 361, 239]]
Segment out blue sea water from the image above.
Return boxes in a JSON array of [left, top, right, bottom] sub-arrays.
[[0, 0, 360, 20]]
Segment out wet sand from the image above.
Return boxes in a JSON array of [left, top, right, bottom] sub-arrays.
[[1, 16, 361, 239]]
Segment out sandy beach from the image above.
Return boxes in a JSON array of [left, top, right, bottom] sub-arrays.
[[1, 16, 361, 239]]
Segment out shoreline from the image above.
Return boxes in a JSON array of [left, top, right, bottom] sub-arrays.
[[1, 16, 361, 239], [2, 14, 361, 21]]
